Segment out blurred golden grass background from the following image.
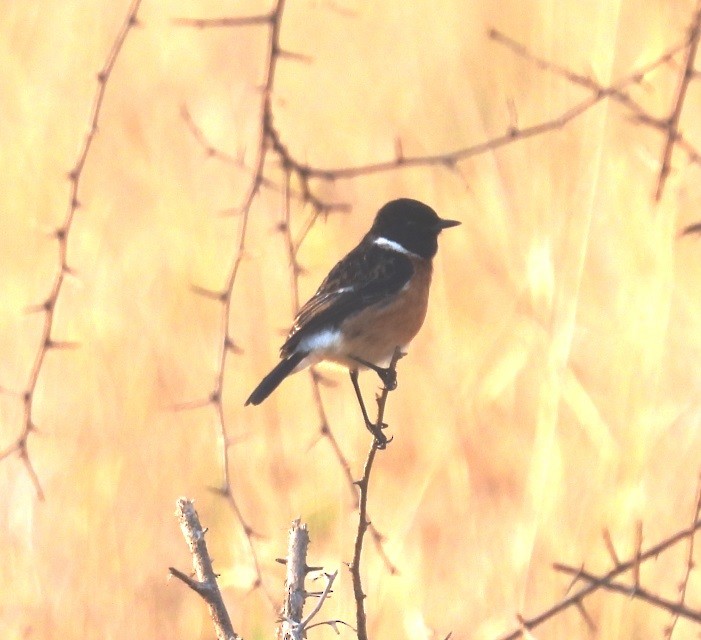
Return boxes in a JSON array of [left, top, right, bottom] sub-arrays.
[[2, 0, 701, 638]]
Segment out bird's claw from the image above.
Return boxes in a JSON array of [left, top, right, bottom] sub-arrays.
[[366, 421, 391, 449]]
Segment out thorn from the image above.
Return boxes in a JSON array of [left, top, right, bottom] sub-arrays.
[[278, 49, 313, 63], [190, 284, 228, 302], [305, 564, 323, 574], [225, 336, 243, 354], [46, 340, 80, 350], [25, 301, 50, 314], [680, 221, 701, 236], [394, 137, 404, 161]]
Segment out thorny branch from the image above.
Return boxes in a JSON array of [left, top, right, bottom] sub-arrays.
[[177, 3, 701, 634], [665, 474, 701, 639], [169, 498, 239, 640], [277, 518, 309, 640], [173, 512, 345, 640], [654, 0, 701, 200], [489, 24, 701, 202], [181, 0, 396, 591], [175, 0, 295, 604], [350, 347, 404, 640], [182, 18, 701, 585], [497, 515, 701, 640], [239, 26, 699, 197], [0, 0, 143, 499], [277, 520, 340, 640], [291, 37, 687, 182], [554, 564, 701, 624]]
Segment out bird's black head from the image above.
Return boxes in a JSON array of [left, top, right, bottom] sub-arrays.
[[369, 198, 460, 259]]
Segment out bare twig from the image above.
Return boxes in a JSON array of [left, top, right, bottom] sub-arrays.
[[602, 528, 621, 567], [305, 617, 355, 633], [300, 571, 338, 629], [0, 0, 143, 500], [169, 498, 239, 640], [183, 22, 700, 203], [554, 564, 701, 623], [633, 520, 643, 588], [655, 0, 701, 200], [489, 24, 701, 201], [497, 516, 701, 640], [292, 35, 684, 182], [176, 8, 701, 631], [681, 220, 701, 236], [350, 347, 403, 640], [665, 473, 701, 639], [489, 27, 685, 100], [276, 519, 343, 639], [174, 15, 271, 29], [575, 600, 597, 633], [181, 105, 311, 201]]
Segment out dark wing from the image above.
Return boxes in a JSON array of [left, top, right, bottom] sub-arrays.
[[281, 241, 414, 355]]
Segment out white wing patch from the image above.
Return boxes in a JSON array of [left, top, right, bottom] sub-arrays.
[[298, 327, 343, 353]]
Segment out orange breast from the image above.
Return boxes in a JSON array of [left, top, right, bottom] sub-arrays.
[[330, 257, 433, 367]]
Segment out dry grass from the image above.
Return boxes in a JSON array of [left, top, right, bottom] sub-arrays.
[[2, 1, 701, 638]]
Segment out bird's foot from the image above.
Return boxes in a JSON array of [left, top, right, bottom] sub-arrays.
[[351, 355, 400, 391], [365, 419, 392, 449]]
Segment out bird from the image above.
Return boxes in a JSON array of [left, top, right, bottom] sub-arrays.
[[245, 198, 460, 445]]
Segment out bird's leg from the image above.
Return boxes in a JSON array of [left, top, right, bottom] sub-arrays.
[[349, 368, 388, 449], [350, 355, 400, 391]]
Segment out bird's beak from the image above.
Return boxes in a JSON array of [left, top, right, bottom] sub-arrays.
[[436, 218, 461, 231]]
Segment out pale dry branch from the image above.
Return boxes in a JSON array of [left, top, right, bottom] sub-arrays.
[[278, 519, 310, 640], [299, 571, 339, 632], [276, 520, 344, 640], [169, 498, 239, 640]]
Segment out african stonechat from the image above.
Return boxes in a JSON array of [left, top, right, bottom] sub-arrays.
[[245, 198, 460, 445]]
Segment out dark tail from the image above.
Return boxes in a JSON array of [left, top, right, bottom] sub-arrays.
[[245, 351, 307, 406]]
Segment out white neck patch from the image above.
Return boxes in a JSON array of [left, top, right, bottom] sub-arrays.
[[373, 236, 419, 258]]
